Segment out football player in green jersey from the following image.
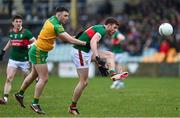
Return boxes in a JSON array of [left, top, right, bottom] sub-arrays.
[[69, 17, 129, 115], [0, 15, 35, 104], [110, 31, 126, 89]]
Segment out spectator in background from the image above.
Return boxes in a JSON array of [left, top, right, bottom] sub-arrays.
[[23, 0, 34, 20], [159, 39, 170, 54], [0, 29, 2, 43], [36, 0, 49, 19], [126, 21, 142, 56], [97, 0, 113, 16], [2, 0, 13, 16]]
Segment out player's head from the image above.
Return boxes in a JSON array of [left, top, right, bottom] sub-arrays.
[[55, 7, 69, 24], [104, 17, 119, 35], [12, 15, 23, 29]]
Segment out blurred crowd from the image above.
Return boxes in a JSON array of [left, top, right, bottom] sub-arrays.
[[100, 0, 180, 57], [0, 0, 180, 60], [119, 0, 180, 56]]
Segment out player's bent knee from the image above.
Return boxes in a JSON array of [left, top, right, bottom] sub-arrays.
[[37, 77, 48, 84], [79, 80, 88, 87], [82, 81, 88, 87], [42, 78, 48, 83]]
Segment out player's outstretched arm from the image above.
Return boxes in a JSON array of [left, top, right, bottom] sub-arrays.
[[58, 32, 86, 46]]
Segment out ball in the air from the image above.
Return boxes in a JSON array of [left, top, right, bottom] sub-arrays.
[[159, 23, 173, 36]]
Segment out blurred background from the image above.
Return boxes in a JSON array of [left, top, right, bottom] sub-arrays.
[[0, 0, 180, 77]]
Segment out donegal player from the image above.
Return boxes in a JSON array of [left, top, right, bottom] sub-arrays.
[[14, 7, 87, 114], [0, 15, 35, 104]]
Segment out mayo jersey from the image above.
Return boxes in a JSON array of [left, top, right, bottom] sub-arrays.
[[74, 25, 106, 52], [111, 32, 123, 53], [9, 28, 34, 61], [35, 16, 65, 52]]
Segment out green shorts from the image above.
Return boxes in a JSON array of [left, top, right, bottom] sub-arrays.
[[29, 45, 48, 64]]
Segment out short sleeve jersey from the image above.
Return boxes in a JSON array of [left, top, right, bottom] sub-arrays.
[[35, 16, 65, 52], [9, 28, 33, 61], [111, 32, 124, 53], [74, 25, 106, 52]]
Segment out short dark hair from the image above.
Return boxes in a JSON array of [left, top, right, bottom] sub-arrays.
[[55, 7, 69, 13], [104, 17, 119, 26], [12, 15, 23, 21]]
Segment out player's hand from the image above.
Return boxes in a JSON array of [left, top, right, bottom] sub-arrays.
[[0, 50, 5, 61], [96, 56, 106, 66], [98, 66, 109, 76], [85, 42, 90, 48], [75, 31, 90, 48]]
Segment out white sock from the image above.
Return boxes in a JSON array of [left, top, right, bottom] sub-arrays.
[[3, 97, 8, 102]]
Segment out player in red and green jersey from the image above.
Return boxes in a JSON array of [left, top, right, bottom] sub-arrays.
[[110, 31, 126, 89], [14, 7, 87, 114], [69, 17, 129, 115], [0, 15, 35, 104], [111, 31, 125, 54]]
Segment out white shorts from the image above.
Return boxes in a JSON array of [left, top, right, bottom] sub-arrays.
[[71, 48, 92, 69], [115, 53, 124, 63], [7, 59, 30, 73]]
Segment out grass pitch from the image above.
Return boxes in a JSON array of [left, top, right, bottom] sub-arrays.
[[0, 75, 180, 117]]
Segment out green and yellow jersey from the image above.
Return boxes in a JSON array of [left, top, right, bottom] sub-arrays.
[[35, 16, 65, 52]]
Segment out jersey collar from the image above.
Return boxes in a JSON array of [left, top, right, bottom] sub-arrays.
[[13, 26, 23, 33], [53, 16, 61, 24]]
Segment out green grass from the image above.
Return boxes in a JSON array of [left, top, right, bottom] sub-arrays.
[[0, 75, 180, 117]]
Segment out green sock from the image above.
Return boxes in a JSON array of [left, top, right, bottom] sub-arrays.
[[19, 90, 24, 96], [109, 70, 117, 76], [4, 94, 8, 98], [72, 101, 77, 105], [32, 98, 39, 104]]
